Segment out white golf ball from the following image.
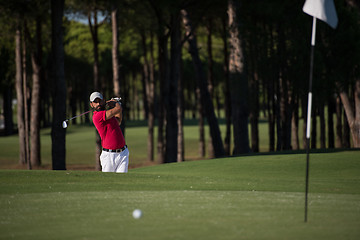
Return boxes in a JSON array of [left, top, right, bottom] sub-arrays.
[[132, 209, 142, 219], [62, 121, 68, 128]]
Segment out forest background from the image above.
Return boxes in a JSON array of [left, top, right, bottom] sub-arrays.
[[0, 0, 359, 170]]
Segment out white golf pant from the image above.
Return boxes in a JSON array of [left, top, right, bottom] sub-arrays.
[[100, 148, 129, 173]]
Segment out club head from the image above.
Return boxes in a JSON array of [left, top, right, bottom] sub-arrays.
[[62, 121, 68, 129]]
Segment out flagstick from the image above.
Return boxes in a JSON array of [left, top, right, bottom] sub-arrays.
[[305, 17, 316, 223]]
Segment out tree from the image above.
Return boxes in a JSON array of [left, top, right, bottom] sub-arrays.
[[1, 0, 49, 168], [246, 20, 260, 153], [67, 0, 109, 170], [141, 30, 156, 161], [110, 1, 128, 144], [228, 0, 249, 154], [336, 1, 360, 148], [88, 7, 104, 170], [22, 22, 30, 169], [338, 80, 360, 147], [221, 15, 232, 155], [165, 11, 181, 163], [151, 3, 169, 164], [3, 0, 360, 169], [111, 4, 120, 97], [27, 0, 49, 167], [29, 17, 43, 167], [206, 17, 215, 158], [15, 23, 27, 165], [51, 0, 66, 170], [182, 8, 225, 158]]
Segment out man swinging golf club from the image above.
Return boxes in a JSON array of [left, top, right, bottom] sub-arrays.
[[89, 92, 129, 173]]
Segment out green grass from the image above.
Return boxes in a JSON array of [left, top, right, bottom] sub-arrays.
[[0, 151, 359, 239]]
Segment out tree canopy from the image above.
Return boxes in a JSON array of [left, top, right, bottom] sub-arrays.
[[0, 0, 359, 168]]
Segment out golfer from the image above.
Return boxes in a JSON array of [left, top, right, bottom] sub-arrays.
[[89, 92, 129, 173]]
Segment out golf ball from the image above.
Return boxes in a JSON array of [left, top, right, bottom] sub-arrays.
[[62, 121, 68, 128], [132, 209, 142, 219]]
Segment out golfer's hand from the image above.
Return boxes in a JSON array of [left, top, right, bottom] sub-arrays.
[[106, 100, 116, 109]]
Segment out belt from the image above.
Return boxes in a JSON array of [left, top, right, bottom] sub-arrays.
[[102, 145, 127, 153]]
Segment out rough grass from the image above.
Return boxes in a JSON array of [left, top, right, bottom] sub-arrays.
[[0, 151, 359, 240]]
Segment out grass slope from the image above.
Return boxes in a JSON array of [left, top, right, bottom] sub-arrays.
[[0, 151, 359, 240]]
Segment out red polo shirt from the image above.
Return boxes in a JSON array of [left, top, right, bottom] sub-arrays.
[[92, 110, 125, 150]]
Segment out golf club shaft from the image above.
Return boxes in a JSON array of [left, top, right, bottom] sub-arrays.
[[65, 110, 90, 122]]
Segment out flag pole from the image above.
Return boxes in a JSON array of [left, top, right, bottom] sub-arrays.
[[305, 16, 316, 223]]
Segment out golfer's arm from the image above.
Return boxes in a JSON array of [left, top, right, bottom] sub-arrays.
[[105, 102, 122, 120]]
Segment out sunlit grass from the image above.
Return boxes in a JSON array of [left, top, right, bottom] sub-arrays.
[[0, 151, 359, 239]]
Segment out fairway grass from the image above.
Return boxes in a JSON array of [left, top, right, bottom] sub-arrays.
[[0, 151, 359, 240]]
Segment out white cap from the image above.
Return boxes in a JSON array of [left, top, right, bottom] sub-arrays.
[[89, 92, 103, 102]]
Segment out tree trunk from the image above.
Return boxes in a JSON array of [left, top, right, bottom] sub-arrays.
[[197, 86, 205, 157], [156, 28, 168, 164], [88, 10, 102, 170], [177, 54, 184, 163], [15, 26, 26, 165], [111, 6, 120, 97], [141, 33, 150, 118], [277, 24, 291, 151], [268, 25, 276, 152], [319, 102, 326, 148], [149, 2, 169, 163], [206, 17, 215, 158], [165, 12, 180, 163], [141, 33, 149, 119], [30, 18, 42, 167], [227, 0, 249, 155], [267, 79, 275, 152], [249, 71, 259, 152], [148, 32, 156, 162], [182, 9, 225, 158], [335, 95, 343, 147], [111, 5, 126, 134], [338, 78, 360, 147], [327, 96, 335, 148], [22, 21, 30, 169], [286, 80, 293, 150], [221, 16, 231, 156], [142, 31, 156, 161], [343, 111, 350, 148], [291, 96, 299, 150], [248, 21, 260, 153], [354, 78, 360, 147], [142, 67, 149, 119], [51, 0, 66, 170]]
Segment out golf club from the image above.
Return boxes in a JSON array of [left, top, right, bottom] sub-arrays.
[[61, 97, 122, 128], [62, 110, 91, 128]]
